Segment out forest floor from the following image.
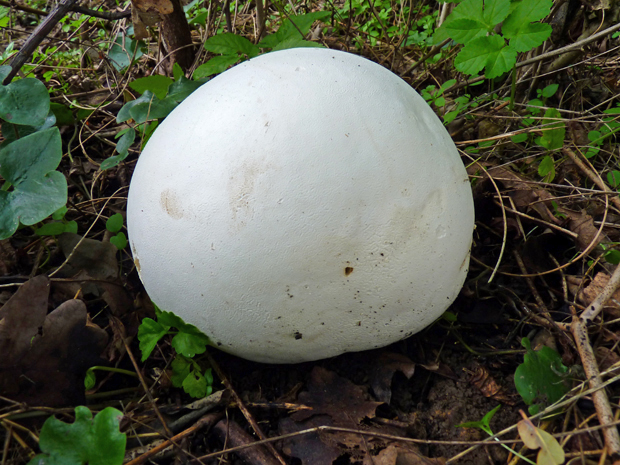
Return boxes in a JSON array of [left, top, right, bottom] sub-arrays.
[[1, 0, 620, 464]]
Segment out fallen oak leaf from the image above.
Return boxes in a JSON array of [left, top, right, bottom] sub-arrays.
[[517, 413, 565, 465]]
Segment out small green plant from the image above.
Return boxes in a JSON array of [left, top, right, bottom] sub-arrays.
[[0, 66, 68, 240], [35, 206, 78, 236], [193, 11, 330, 79], [433, 0, 552, 78], [138, 305, 214, 398], [585, 105, 620, 159], [514, 337, 570, 415], [457, 406, 536, 465], [106, 213, 127, 250], [28, 406, 126, 465]]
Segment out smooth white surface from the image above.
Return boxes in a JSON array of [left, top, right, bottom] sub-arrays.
[[127, 48, 474, 364]]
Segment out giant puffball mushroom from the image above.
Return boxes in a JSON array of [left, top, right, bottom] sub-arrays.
[[127, 48, 475, 364]]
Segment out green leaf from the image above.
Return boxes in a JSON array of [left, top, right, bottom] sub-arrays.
[[171, 355, 192, 387], [50, 103, 75, 126], [456, 405, 501, 435], [540, 84, 559, 99], [0, 128, 62, 185], [514, 337, 569, 413], [0, 77, 49, 126], [173, 62, 184, 81], [280, 11, 331, 37], [108, 34, 144, 71], [129, 75, 174, 100], [455, 35, 515, 78], [85, 369, 96, 390], [506, 22, 551, 52], [536, 108, 565, 151], [110, 232, 127, 250], [116, 91, 177, 124], [259, 11, 331, 49], [271, 37, 324, 51], [106, 213, 124, 233], [182, 369, 210, 398], [607, 170, 620, 188], [28, 406, 126, 465], [52, 206, 68, 220], [511, 133, 528, 143], [100, 154, 128, 171], [36, 221, 73, 236], [482, 0, 511, 28], [204, 33, 260, 57], [193, 55, 240, 79], [10, 171, 67, 226], [137, 318, 170, 361], [433, 0, 484, 43], [0, 65, 10, 82], [166, 77, 205, 103], [538, 154, 555, 182], [171, 331, 209, 358], [115, 128, 135, 156]]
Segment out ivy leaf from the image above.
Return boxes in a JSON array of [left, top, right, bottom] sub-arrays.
[[110, 232, 127, 250], [106, 213, 124, 233], [28, 406, 126, 465], [504, 0, 552, 25], [137, 317, 170, 361], [0, 128, 61, 185], [505, 21, 552, 52], [0, 77, 49, 126], [514, 338, 569, 414], [116, 91, 177, 124]]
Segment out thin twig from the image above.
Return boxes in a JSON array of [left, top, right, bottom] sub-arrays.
[[204, 352, 288, 465], [571, 308, 620, 461]]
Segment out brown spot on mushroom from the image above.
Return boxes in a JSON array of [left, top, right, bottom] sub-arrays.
[[344, 266, 354, 276], [160, 188, 184, 219], [294, 331, 303, 340], [134, 257, 141, 274]]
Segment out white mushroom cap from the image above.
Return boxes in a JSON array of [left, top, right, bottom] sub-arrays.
[[127, 48, 474, 364]]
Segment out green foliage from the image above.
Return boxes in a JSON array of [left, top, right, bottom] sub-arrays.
[[193, 12, 330, 79], [108, 65, 205, 169], [0, 69, 68, 239], [106, 213, 127, 250], [585, 105, 620, 159], [514, 337, 570, 415], [35, 206, 78, 236], [434, 0, 552, 78], [28, 406, 126, 465], [108, 30, 145, 71], [138, 305, 213, 398], [457, 406, 536, 465]]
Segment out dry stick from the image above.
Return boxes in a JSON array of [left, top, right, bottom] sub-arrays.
[[212, 419, 281, 465], [125, 413, 221, 465], [571, 310, 620, 462], [563, 148, 620, 212], [581, 263, 620, 323], [204, 352, 287, 465]]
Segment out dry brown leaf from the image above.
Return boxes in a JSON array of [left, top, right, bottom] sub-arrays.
[[369, 352, 416, 403], [0, 276, 108, 406]]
